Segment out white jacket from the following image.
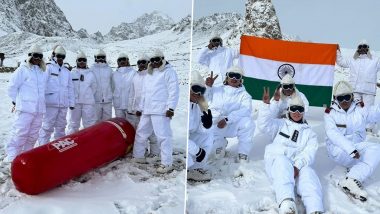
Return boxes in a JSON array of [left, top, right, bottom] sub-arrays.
[[206, 85, 252, 124], [258, 103, 318, 170], [112, 66, 136, 109], [189, 102, 207, 134], [44, 62, 75, 108], [270, 88, 309, 117], [8, 62, 47, 113], [139, 63, 179, 115], [336, 51, 380, 95], [198, 46, 239, 86], [128, 69, 147, 113], [324, 101, 380, 155], [71, 68, 97, 105], [91, 63, 113, 103]]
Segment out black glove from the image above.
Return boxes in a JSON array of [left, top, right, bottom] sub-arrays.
[[201, 109, 213, 129], [69, 107, 75, 110], [195, 148, 206, 162]]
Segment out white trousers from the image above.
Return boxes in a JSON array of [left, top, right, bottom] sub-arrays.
[[67, 103, 97, 134], [133, 114, 172, 165], [38, 106, 68, 145], [131, 114, 159, 155], [6, 111, 43, 161], [96, 102, 112, 122], [265, 156, 324, 214], [188, 131, 213, 170], [327, 141, 380, 182], [213, 116, 254, 155]]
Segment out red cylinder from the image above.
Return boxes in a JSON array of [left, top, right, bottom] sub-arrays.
[[11, 117, 135, 195]]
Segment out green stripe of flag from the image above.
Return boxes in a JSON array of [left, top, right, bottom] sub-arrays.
[[243, 77, 332, 107]]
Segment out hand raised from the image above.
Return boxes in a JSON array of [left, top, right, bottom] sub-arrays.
[[262, 87, 270, 104], [205, 71, 219, 87]]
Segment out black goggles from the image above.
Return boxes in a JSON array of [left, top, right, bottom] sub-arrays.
[[150, 57, 162, 63], [227, 72, 242, 80], [137, 60, 148, 65], [56, 54, 66, 59], [211, 38, 221, 43], [77, 58, 87, 63], [31, 53, 43, 59], [96, 55, 106, 60], [336, 94, 352, 102], [282, 84, 294, 90], [191, 85, 206, 95], [117, 57, 128, 62], [289, 105, 305, 113], [358, 44, 369, 49]]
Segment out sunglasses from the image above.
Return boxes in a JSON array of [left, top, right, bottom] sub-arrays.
[[150, 57, 162, 63], [336, 94, 352, 102], [211, 38, 221, 43], [96, 56, 106, 60], [56, 54, 65, 59], [77, 58, 87, 63], [191, 85, 206, 95], [282, 84, 294, 90], [289, 105, 305, 113], [31, 53, 43, 59], [117, 57, 128, 62], [227, 72, 242, 80], [358, 44, 369, 49], [137, 60, 147, 65]]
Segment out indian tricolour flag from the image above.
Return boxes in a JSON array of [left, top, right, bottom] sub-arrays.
[[239, 35, 337, 107]]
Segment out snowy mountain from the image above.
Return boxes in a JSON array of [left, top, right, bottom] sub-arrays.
[[0, 0, 76, 37], [244, 0, 282, 39], [172, 15, 191, 33], [105, 11, 175, 41], [192, 8, 281, 48]]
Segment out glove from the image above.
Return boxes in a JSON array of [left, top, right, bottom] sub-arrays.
[[136, 111, 142, 116], [166, 109, 174, 118], [69, 107, 75, 110], [195, 148, 206, 162], [201, 109, 212, 129]]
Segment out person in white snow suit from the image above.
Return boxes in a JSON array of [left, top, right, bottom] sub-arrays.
[[336, 40, 380, 134], [112, 53, 136, 120], [132, 49, 179, 174], [324, 81, 380, 202], [198, 34, 239, 87], [66, 51, 97, 134], [259, 88, 324, 214], [269, 74, 309, 118], [91, 49, 113, 122], [38, 45, 75, 145], [187, 70, 213, 182], [128, 54, 159, 158], [205, 66, 255, 162], [6, 45, 47, 162]]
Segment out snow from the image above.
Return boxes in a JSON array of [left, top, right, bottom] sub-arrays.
[[0, 28, 190, 213], [188, 38, 380, 213]]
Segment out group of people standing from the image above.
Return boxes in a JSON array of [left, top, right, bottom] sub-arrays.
[[6, 44, 179, 174], [188, 35, 380, 214]]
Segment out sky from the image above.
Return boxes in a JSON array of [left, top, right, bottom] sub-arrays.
[[54, 0, 192, 35], [193, 0, 380, 51]]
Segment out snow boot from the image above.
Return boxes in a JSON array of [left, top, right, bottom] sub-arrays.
[[339, 177, 368, 201], [279, 198, 298, 214], [187, 168, 212, 182]]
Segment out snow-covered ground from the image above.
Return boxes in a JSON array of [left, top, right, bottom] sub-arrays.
[[0, 29, 190, 214], [188, 37, 380, 213]]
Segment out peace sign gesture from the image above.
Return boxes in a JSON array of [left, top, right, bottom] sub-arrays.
[[262, 87, 271, 104], [205, 71, 219, 87]]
